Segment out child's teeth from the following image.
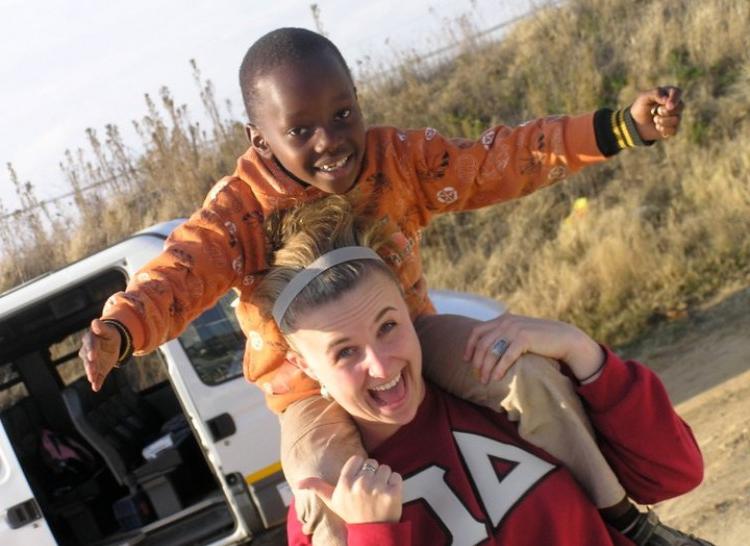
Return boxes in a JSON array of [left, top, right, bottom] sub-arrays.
[[321, 156, 347, 171]]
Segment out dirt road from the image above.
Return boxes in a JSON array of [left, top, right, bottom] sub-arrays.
[[623, 282, 750, 545]]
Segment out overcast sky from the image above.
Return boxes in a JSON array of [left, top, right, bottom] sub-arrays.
[[0, 0, 533, 214]]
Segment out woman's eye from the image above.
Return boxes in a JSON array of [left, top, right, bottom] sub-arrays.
[[288, 127, 308, 137], [336, 109, 351, 120], [379, 320, 397, 336], [336, 346, 357, 362]]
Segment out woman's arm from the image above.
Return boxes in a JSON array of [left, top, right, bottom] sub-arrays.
[[463, 313, 704, 503], [463, 313, 606, 384], [577, 348, 703, 503], [287, 500, 411, 546]]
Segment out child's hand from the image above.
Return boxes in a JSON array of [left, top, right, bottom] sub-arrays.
[[79, 319, 121, 392], [630, 86, 684, 141], [297, 455, 403, 525], [463, 313, 605, 384]]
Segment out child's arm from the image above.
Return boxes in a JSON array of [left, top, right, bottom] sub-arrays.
[[81, 176, 268, 390], [400, 86, 683, 220]]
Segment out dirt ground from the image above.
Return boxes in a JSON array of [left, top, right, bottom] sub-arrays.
[[621, 281, 750, 545]]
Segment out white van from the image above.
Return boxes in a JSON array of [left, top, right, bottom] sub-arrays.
[[0, 220, 504, 546]]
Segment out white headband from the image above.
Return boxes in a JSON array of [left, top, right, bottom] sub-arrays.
[[272, 246, 385, 327]]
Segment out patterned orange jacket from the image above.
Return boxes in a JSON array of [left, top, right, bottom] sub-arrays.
[[101, 112, 617, 413]]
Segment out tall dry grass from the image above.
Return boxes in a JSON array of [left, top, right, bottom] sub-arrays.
[[362, 0, 750, 344], [2, 0, 749, 348], [0, 62, 248, 291]]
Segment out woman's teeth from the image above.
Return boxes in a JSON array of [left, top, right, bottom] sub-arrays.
[[371, 373, 401, 392], [369, 372, 406, 407], [318, 156, 348, 172]]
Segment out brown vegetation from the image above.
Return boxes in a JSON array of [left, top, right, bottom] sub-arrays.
[[2, 0, 749, 349]]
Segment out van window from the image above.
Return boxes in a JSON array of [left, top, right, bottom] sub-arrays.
[[51, 330, 169, 392], [178, 292, 244, 385], [0, 361, 28, 411], [51, 331, 87, 386]]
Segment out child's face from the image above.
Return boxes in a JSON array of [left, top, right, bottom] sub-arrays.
[[249, 52, 366, 194]]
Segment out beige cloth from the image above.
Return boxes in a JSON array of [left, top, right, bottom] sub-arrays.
[[280, 314, 626, 545]]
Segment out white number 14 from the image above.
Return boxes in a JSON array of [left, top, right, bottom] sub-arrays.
[[402, 432, 555, 546]]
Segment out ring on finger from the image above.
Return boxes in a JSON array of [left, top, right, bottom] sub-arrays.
[[361, 462, 378, 474], [489, 338, 510, 360], [651, 105, 660, 117]]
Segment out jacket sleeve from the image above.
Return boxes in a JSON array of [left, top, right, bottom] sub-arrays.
[[100, 176, 268, 354], [577, 348, 704, 504], [286, 500, 411, 546], [400, 112, 606, 222]]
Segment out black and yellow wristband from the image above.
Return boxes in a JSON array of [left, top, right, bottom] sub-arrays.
[[594, 107, 655, 157], [101, 319, 134, 365]]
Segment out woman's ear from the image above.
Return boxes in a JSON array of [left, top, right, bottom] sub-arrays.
[[286, 349, 317, 380]]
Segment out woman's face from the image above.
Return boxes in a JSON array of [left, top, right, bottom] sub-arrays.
[[287, 271, 425, 447]]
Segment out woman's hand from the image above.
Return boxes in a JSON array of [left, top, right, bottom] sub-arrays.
[[297, 455, 403, 525], [463, 313, 605, 384]]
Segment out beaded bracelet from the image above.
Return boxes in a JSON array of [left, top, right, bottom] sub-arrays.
[[101, 319, 133, 366]]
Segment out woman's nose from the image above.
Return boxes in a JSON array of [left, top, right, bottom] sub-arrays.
[[364, 346, 389, 379]]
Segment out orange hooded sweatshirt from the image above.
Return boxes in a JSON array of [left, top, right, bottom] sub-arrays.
[[101, 113, 609, 412]]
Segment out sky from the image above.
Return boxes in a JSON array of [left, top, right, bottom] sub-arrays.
[[0, 0, 533, 215]]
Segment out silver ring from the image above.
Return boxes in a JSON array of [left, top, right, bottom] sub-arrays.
[[490, 338, 509, 359], [361, 462, 378, 473]]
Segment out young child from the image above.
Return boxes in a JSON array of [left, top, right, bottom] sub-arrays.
[[79, 27, 690, 545]]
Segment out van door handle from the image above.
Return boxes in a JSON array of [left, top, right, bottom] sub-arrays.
[[7, 498, 41, 529], [207, 413, 236, 441]]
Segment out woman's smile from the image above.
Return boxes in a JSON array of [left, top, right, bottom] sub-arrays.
[[368, 371, 407, 408]]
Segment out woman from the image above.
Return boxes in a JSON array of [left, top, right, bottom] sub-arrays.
[[254, 198, 713, 545]]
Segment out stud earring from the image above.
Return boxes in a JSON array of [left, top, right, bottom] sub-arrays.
[[320, 384, 331, 401]]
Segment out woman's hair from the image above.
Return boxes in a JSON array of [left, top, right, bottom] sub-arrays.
[[256, 195, 398, 334]]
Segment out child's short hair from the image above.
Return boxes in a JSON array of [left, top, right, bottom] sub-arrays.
[[239, 27, 353, 122]]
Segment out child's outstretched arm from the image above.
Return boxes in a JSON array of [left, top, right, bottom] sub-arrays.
[[80, 176, 269, 391], [399, 85, 684, 221]]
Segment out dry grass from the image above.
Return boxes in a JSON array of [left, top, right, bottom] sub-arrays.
[[0, 63, 249, 291], [2, 0, 749, 348], [363, 0, 750, 344]]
